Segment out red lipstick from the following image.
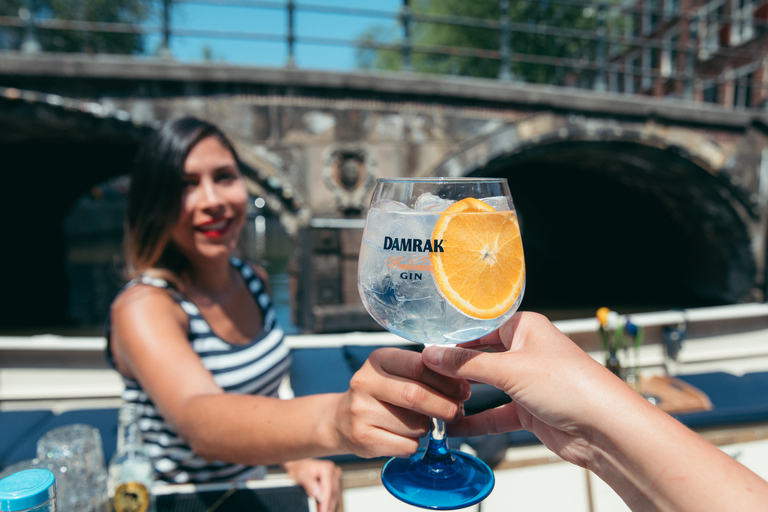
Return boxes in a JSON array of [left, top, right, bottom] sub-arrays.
[[197, 218, 232, 238]]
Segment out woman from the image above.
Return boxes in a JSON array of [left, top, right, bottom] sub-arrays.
[[105, 117, 468, 512]]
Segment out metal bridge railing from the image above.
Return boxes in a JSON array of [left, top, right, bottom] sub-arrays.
[[1, 0, 767, 104]]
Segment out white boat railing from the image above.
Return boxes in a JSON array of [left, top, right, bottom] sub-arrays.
[[1, 302, 767, 408]]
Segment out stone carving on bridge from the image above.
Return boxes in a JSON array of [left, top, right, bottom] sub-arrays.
[[322, 142, 377, 217]]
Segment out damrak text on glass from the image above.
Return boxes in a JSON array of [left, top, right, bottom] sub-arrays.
[[382, 236, 444, 252]]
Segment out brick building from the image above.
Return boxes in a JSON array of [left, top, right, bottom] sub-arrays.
[[607, 0, 768, 107]]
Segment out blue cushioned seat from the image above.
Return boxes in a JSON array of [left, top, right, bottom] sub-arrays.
[[5, 368, 768, 475], [0, 408, 118, 471], [674, 372, 768, 428]]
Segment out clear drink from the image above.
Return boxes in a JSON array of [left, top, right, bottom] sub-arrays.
[[358, 195, 523, 345], [358, 178, 525, 510]]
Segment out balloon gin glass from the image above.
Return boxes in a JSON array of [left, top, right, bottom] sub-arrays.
[[358, 177, 526, 509]]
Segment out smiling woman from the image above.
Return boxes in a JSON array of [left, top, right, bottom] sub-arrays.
[[169, 136, 249, 266], [103, 116, 469, 512], [122, 118, 245, 288]]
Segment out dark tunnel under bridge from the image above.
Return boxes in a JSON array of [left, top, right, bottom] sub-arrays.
[[468, 138, 758, 317]]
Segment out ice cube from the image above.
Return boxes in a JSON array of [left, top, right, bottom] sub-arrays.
[[373, 199, 409, 212], [413, 193, 454, 212], [393, 270, 438, 301], [481, 196, 512, 211], [364, 207, 401, 243]]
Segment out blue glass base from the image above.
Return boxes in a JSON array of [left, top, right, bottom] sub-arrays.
[[381, 447, 495, 510]]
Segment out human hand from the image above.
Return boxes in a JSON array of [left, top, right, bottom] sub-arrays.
[[421, 312, 641, 468], [335, 347, 471, 459], [282, 458, 342, 512]]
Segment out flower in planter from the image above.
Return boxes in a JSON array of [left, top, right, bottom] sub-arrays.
[[597, 307, 623, 376]]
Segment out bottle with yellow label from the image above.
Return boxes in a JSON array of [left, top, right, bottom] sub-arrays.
[[107, 404, 155, 512]]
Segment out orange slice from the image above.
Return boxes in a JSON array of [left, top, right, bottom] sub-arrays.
[[430, 197, 525, 320]]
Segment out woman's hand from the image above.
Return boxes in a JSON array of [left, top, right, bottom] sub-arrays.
[[282, 458, 342, 512], [334, 347, 471, 459], [421, 312, 640, 468], [422, 312, 768, 511]]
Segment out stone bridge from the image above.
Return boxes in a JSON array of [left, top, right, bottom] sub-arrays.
[[2, 52, 768, 331]]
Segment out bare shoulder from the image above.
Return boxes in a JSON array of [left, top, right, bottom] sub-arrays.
[[110, 284, 189, 375], [110, 283, 223, 406], [111, 283, 184, 325]]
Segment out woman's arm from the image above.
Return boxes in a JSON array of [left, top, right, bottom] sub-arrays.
[[110, 285, 469, 466], [421, 312, 768, 512]]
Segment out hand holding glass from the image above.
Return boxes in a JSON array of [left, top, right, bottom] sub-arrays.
[[358, 178, 526, 509]]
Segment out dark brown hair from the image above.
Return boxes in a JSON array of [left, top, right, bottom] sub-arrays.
[[125, 117, 241, 286]]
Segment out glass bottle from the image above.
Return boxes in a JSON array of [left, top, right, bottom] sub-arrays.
[[107, 404, 155, 512]]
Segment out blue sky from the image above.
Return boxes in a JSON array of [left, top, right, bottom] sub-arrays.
[[146, 0, 403, 70]]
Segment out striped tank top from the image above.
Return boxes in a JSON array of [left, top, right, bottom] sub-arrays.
[[105, 257, 291, 484]]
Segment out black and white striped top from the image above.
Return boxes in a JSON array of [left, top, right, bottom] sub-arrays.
[[105, 257, 291, 484]]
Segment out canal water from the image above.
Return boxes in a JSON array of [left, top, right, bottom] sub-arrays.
[[260, 258, 301, 335], [237, 212, 302, 335]]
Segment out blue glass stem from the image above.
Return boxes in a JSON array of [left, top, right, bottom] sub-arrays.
[[380, 416, 495, 509], [423, 417, 453, 465]]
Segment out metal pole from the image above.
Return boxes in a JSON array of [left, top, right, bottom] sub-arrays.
[[157, 0, 172, 58], [286, 0, 296, 68], [401, 0, 412, 72], [498, 0, 513, 80], [593, 1, 606, 92], [19, 0, 41, 54]]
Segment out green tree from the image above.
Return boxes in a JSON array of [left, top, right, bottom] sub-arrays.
[[0, 0, 154, 54], [356, 0, 617, 86]]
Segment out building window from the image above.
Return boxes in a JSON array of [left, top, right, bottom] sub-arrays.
[[641, 47, 654, 90], [730, 0, 755, 45], [662, 30, 681, 78], [630, 8, 641, 38], [610, 70, 626, 93], [733, 69, 755, 107], [628, 54, 641, 94], [701, 3, 724, 58], [644, 0, 662, 34], [702, 80, 719, 103], [665, 0, 681, 19]]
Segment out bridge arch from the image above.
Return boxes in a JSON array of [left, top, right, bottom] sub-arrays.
[[432, 115, 758, 314], [0, 88, 308, 329], [4, 63, 768, 330]]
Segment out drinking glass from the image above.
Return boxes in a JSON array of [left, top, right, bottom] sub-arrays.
[[358, 177, 526, 509], [0, 458, 44, 480], [36, 423, 108, 512]]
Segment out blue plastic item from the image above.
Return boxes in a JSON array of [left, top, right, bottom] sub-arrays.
[[0, 469, 56, 511]]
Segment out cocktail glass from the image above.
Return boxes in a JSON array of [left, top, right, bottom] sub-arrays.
[[358, 177, 526, 509]]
